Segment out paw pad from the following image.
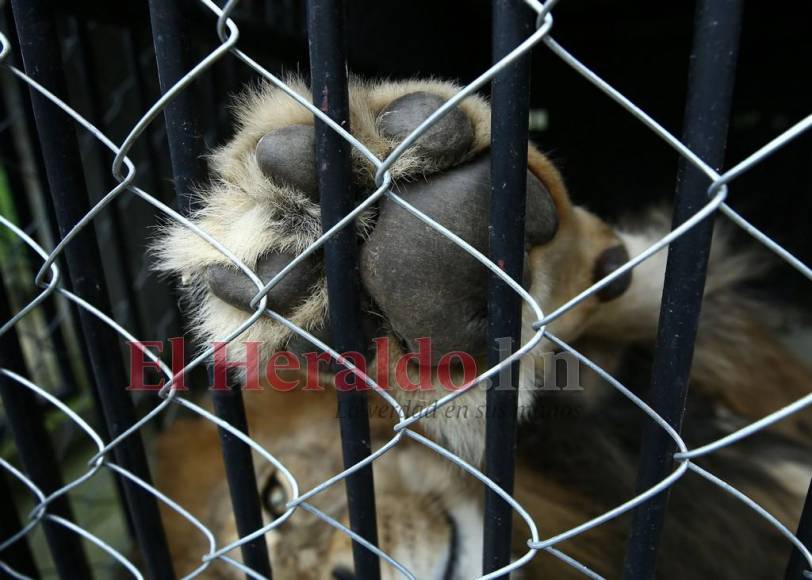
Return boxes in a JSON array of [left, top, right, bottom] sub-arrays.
[[377, 91, 474, 169], [361, 153, 558, 360], [256, 124, 318, 201], [207, 250, 320, 316], [162, 81, 565, 367]]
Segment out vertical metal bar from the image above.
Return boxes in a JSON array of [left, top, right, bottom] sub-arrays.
[[0, 5, 138, 541], [120, 29, 189, 354], [0, 92, 77, 400], [0, 274, 91, 579], [145, 0, 207, 215], [786, 478, 812, 578], [306, 1, 381, 578], [9, 1, 175, 577], [121, 30, 164, 199], [70, 19, 145, 339], [147, 2, 273, 577], [483, 0, 533, 576], [0, 469, 39, 577], [621, 1, 743, 578], [209, 371, 274, 577]]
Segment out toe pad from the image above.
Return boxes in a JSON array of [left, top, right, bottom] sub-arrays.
[[207, 251, 320, 315], [377, 91, 474, 168], [256, 125, 318, 202]]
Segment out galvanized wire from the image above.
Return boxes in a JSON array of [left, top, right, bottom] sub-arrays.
[[0, 0, 810, 578]]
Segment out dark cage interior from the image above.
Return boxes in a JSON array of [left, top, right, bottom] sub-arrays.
[[0, 0, 810, 578]]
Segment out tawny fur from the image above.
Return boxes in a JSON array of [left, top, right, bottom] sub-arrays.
[[156, 387, 484, 580], [584, 210, 812, 442], [156, 358, 811, 579], [154, 78, 812, 578], [153, 77, 627, 466]]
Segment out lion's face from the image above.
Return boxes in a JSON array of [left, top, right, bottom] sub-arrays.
[[257, 439, 483, 580], [157, 389, 485, 580]]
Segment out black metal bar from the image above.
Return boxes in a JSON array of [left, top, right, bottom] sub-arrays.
[[0, 91, 76, 400], [621, 1, 743, 578], [786, 477, 812, 578], [9, 1, 175, 578], [147, 1, 273, 577], [0, 469, 39, 578], [70, 18, 145, 339], [121, 29, 165, 200], [307, 1, 380, 578], [482, 0, 533, 576], [0, 4, 138, 542], [210, 371, 275, 577], [146, 0, 207, 215], [119, 28, 189, 364], [206, 391, 273, 579], [0, 273, 91, 579]]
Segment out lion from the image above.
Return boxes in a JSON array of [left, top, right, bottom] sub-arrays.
[[153, 78, 812, 578]]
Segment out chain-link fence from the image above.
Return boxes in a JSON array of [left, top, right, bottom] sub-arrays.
[[0, 0, 811, 578]]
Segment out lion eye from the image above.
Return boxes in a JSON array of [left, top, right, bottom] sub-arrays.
[[260, 471, 288, 519]]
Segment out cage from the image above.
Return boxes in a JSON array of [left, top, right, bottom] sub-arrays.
[[0, 0, 810, 578]]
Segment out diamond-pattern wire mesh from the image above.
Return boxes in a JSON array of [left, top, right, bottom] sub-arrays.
[[0, 0, 811, 578]]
